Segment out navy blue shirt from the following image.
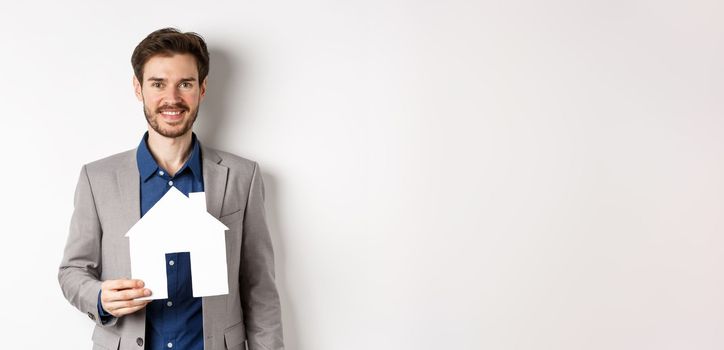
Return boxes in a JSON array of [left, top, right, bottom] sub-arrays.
[[99, 132, 205, 350]]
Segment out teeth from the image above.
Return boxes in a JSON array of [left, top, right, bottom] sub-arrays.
[[161, 111, 182, 115]]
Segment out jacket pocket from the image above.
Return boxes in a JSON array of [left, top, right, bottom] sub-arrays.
[[219, 209, 243, 227], [224, 321, 247, 350], [91, 326, 120, 350]]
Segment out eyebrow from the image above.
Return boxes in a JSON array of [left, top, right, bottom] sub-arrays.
[[146, 77, 198, 82]]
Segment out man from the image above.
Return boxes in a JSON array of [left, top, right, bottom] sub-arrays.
[[58, 28, 284, 350]]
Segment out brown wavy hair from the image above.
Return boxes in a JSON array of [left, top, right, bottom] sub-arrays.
[[131, 28, 210, 83]]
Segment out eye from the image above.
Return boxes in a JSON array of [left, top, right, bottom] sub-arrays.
[[180, 82, 193, 89], [151, 82, 162, 88]]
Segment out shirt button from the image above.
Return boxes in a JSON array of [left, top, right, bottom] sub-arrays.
[[168, 260, 175, 266], [167, 342, 174, 348], [168, 180, 174, 186], [167, 301, 173, 307], [136, 337, 144, 346], [159, 170, 164, 176]]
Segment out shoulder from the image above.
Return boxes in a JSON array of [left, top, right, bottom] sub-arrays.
[[202, 146, 259, 175], [202, 146, 265, 199], [83, 148, 136, 177]]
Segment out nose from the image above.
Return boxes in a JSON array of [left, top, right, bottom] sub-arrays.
[[162, 86, 182, 105]]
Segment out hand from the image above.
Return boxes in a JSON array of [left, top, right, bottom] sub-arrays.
[[100, 279, 152, 317]]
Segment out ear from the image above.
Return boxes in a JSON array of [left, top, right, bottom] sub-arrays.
[[199, 77, 208, 102], [133, 75, 143, 101]]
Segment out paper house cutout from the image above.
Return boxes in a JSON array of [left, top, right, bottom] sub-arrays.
[[125, 187, 229, 300]]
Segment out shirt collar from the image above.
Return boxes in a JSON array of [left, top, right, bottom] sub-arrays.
[[136, 132, 203, 182]]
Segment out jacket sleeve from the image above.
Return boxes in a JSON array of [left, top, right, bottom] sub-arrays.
[[58, 165, 118, 327], [240, 162, 285, 350]]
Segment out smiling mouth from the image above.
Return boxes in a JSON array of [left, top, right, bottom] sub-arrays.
[[159, 110, 186, 120]]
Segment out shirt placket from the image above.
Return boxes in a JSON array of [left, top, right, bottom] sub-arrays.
[[162, 170, 182, 350], [165, 252, 178, 349]]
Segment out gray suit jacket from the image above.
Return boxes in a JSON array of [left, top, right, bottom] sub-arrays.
[[58, 145, 284, 350]]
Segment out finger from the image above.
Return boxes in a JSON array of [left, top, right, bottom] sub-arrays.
[[102, 279, 144, 291], [104, 299, 151, 313], [111, 303, 150, 317], [103, 288, 152, 303]]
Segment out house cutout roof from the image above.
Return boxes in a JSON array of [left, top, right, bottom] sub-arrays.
[[125, 187, 228, 238], [125, 187, 230, 300]]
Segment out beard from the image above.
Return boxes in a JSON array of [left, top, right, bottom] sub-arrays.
[[143, 100, 199, 138]]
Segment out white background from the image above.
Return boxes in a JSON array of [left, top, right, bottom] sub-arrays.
[[1, 1, 724, 349]]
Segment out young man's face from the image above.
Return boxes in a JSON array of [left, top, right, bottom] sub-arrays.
[[133, 53, 207, 139]]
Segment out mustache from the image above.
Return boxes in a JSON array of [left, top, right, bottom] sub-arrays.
[[156, 103, 189, 113]]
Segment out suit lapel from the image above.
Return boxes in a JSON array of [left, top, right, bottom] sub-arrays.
[[114, 149, 140, 279], [117, 149, 141, 230], [201, 145, 228, 218], [200, 145, 230, 345]]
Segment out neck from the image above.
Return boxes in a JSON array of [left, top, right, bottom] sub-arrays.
[[146, 127, 194, 177]]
